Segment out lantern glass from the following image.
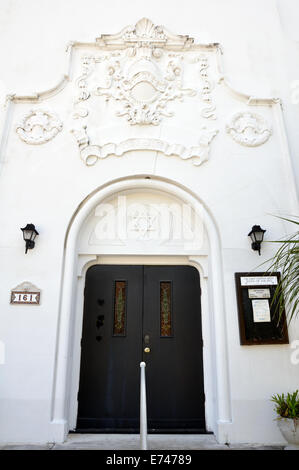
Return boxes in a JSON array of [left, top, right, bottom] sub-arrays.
[[248, 225, 266, 242], [22, 229, 32, 241], [254, 230, 265, 242], [30, 230, 38, 241]]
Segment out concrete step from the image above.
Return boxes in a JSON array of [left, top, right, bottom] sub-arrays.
[[0, 434, 284, 450]]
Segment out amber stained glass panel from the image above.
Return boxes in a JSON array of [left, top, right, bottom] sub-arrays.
[[113, 281, 126, 336], [160, 281, 172, 337]]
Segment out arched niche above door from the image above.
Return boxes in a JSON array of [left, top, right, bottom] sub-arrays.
[[77, 188, 209, 256]]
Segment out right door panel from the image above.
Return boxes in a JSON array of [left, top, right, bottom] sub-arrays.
[[143, 265, 205, 431]]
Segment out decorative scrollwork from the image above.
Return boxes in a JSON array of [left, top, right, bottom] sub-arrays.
[[198, 55, 216, 120], [16, 109, 63, 144], [73, 56, 95, 119], [71, 125, 218, 167]]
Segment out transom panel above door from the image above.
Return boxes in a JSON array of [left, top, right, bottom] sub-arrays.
[[77, 265, 205, 432]]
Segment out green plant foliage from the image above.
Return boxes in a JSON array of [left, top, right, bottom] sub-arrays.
[[267, 216, 299, 324], [271, 391, 299, 419]]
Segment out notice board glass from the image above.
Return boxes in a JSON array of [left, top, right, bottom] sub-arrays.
[[235, 272, 289, 345]]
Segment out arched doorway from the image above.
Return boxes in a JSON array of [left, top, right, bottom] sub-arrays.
[[50, 177, 231, 443]]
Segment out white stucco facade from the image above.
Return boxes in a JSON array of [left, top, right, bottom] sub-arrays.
[[0, 0, 298, 446]]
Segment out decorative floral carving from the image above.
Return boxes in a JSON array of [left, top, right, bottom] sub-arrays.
[[226, 112, 272, 147], [70, 22, 221, 130], [95, 55, 196, 125], [71, 125, 218, 167], [16, 109, 63, 144]]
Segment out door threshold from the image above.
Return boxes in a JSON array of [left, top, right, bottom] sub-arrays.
[[72, 429, 211, 435]]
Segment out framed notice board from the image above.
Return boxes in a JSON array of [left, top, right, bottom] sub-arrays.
[[235, 272, 289, 345]]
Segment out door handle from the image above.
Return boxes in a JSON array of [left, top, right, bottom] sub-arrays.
[[144, 347, 151, 353]]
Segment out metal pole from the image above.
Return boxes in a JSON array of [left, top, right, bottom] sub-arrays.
[[140, 361, 148, 450]]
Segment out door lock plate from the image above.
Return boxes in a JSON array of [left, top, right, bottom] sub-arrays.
[[144, 334, 150, 344]]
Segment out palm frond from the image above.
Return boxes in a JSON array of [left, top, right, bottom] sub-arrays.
[[267, 216, 299, 324]]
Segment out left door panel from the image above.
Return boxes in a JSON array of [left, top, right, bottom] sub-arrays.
[[77, 265, 143, 431]]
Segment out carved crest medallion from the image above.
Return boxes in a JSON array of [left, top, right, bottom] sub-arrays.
[[226, 112, 272, 147], [16, 109, 63, 144]]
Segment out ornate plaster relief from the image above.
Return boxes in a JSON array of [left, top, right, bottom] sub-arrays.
[[95, 55, 196, 126], [226, 112, 272, 147], [6, 18, 280, 110], [68, 19, 221, 165], [6, 18, 283, 170], [70, 19, 219, 128], [16, 109, 63, 144], [96, 17, 195, 49]]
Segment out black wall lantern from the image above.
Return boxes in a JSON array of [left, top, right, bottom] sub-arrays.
[[20, 224, 39, 254], [248, 225, 266, 255]]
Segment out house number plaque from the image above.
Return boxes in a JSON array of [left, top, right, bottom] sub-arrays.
[[10, 282, 41, 305], [11, 292, 40, 304]]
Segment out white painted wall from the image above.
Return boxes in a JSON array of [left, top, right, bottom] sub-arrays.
[[0, 0, 298, 445]]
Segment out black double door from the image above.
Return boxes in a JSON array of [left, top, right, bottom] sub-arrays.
[[77, 265, 205, 432]]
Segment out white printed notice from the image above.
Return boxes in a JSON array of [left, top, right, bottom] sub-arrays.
[[252, 299, 271, 323], [248, 289, 270, 299], [241, 276, 278, 286]]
